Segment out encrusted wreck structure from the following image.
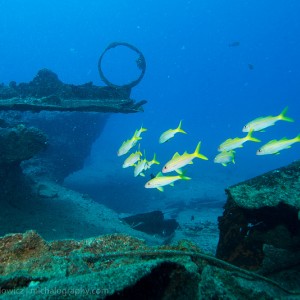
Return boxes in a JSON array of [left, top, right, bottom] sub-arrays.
[[0, 68, 146, 113], [0, 66, 146, 182], [0, 42, 147, 181], [217, 160, 300, 270]]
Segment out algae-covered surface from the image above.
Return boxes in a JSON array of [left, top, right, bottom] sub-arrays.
[[0, 69, 146, 114], [227, 160, 300, 210], [1, 230, 299, 299]]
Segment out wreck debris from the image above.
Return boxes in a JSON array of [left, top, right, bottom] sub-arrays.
[[0, 69, 146, 113], [0, 230, 299, 299], [98, 42, 146, 89], [121, 211, 179, 237], [0, 122, 47, 202], [217, 160, 300, 270]]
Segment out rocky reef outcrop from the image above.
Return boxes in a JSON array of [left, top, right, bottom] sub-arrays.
[[0, 120, 47, 201], [216, 160, 300, 279]]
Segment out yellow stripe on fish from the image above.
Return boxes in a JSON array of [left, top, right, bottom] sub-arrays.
[[243, 107, 294, 132], [256, 134, 300, 155], [145, 171, 191, 192], [134, 158, 148, 177], [162, 141, 208, 174], [122, 149, 142, 168], [117, 125, 147, 156], [214, 150, 235, 166], [159, 120, 187, 143], [218, 129, 260, 152]]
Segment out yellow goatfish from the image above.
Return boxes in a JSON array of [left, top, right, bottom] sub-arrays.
[[134, 159, 148, 177], [122, 149, 142, 168], [218, 130, 260, 152], [145, 172, 191, 192], [243, 107, 294, 132], [256, 134, 300, 155], [162, 142, 208, 174], [214, 150, 235, 166], [117, 125, 146, 157], [117, 131, 141, 156], [136, 125, 147, 137], [159, 120, 187, 143]]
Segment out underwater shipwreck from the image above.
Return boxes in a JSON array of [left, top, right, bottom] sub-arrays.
[[0, 43, 300, 299]]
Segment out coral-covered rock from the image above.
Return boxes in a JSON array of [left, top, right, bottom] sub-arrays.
[[0, 123, 47, 202], [0, 69, 146, 113], [216, 160, 300, 270], [1, 231, 299, 299], [0, 124, 47, 165]]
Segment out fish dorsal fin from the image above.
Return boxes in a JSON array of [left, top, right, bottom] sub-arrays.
[[265, 139, 278, 145], [172, 152, 180, 159], [156, 172, 164, 177]]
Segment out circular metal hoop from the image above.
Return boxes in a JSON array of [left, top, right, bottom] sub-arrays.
[[98, 42, 146, 89]]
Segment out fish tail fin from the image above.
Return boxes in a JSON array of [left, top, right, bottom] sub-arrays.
[[152, 153, 160, 165], [151, 153, 160, 165], [194, 142, 209, 160], [295, 134, 300, 142], [179, 171, 191, 181], [140, 126, 147, 134], [133, 130, 142, 141], [279, 106, 294, 122], [246, 129, 261, 143], [176, 120, 187, 134]]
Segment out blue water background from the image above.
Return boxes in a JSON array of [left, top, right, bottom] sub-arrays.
[[0, 1, 299, 210]]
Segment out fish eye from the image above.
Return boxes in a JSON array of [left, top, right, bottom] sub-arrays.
[[258, 149, 262, 152]]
